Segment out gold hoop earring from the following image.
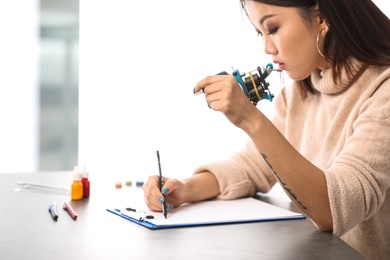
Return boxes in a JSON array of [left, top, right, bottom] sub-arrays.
[[316, 28, 325, 58]]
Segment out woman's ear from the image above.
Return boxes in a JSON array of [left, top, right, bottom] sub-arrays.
[[315, 4, 329, 30]]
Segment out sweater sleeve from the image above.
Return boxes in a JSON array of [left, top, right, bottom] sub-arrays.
[[324, 69, 390, 236], [192, 141, 277, 200], [191, 88, 289, 200]]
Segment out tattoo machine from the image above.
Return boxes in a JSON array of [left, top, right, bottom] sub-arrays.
[[218, 63, 280, 105]]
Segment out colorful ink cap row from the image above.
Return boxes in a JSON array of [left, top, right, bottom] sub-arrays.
[[115, 180, 144, 189], [71, 164, 90, 200]]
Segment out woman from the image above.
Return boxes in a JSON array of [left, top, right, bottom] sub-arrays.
[[143, 0, 390, 258]]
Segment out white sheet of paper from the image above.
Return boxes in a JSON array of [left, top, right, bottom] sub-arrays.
[[116, 197, 304, 226]]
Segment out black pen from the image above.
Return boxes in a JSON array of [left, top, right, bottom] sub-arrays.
[[156, 150, 167, 219]]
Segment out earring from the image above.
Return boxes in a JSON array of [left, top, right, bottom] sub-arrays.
[[316, 28, 325, 58]]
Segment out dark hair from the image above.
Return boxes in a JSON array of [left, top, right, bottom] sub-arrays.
[[240, 0, 390, 93]]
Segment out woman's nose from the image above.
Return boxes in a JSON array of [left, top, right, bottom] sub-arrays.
[[263, 36, 277, 55]]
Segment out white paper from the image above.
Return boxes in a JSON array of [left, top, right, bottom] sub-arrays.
[[113, 197, 305, 227]]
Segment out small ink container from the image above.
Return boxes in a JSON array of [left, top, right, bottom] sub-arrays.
[[80, 164, 90, 198], [71, 167, 83, 200]]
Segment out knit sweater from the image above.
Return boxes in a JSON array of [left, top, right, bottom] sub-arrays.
[[193, 62, 390, 259]]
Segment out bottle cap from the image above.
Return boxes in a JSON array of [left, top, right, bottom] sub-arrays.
[[73, 166, 81, 181], [80, 163, 89, 178]]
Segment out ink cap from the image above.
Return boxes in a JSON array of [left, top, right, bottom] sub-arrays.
[[115, 181, 122, 188]]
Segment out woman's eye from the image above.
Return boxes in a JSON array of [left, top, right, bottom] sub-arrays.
[[267, 27, 278, 35]]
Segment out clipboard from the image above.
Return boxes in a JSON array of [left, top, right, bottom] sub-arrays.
[[106, 197, 306, 230]]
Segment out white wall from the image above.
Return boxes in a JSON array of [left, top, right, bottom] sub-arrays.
[[373, 1, 389, 15], [79, 0, 280, 181], [79, 1, 389, 183], [0, 1, 39, 173]]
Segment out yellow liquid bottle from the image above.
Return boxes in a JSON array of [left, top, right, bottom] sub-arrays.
[[71, 167, 83, 200]]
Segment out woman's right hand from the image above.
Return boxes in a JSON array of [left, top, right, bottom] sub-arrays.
[[142, 175, 188, 212]]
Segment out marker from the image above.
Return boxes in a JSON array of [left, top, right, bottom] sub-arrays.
[[48, 202, 58, 221], [63, 201, 78, 220]]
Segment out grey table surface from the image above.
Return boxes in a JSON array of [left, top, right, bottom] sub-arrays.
[[0, 172, 365, 260]]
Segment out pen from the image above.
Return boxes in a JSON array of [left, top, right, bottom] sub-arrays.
[[63, 201, 78, 220], [156, 150, 167, 219], [48, 202, 58, 221]]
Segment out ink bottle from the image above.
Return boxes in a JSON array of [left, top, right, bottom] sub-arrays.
[[80, 164, 90, 198], [71, 167, 83, 200]]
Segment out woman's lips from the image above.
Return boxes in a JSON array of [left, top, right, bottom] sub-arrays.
[[278, 63, 286, 70]]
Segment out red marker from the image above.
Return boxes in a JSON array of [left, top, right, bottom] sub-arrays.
[[63, 201, 78, 220]]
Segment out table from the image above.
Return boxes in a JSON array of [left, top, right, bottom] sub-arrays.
[[0, 172, 365, 260]]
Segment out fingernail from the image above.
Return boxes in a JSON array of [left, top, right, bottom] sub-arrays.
[[158, 197, 165, 203], [162, 187, 169, 195], [167, 203, 174, 209], [193, 88, 205, 95]]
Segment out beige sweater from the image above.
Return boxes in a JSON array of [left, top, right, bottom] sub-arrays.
[[193, 63, 390, 259]]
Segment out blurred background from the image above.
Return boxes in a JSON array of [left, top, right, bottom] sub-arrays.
[[39, 0, 78, 170], [0, 0, 79, 173], [0, 0, 78, 173]]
